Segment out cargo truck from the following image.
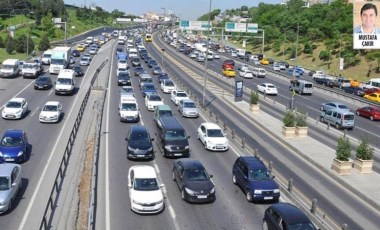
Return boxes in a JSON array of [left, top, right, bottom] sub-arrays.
[[49, 47, 71, 74]]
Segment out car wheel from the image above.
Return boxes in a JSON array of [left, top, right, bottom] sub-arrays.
[[246, 190, 253, 202], [356, 111, 360, 116], [335, 123, 340, 129], [8, 200, 12, 212], [172, 171, 176, 181], [232, 173, 237, 185], [181, 189, 186, 201], [262, 220, 269, 230], [370, 116, 374, 121], [320, 117, 324, 122]]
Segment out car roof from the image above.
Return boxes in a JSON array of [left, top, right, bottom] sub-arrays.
[[156, 104, 171, 110], [0, 163, 20, 176], [130, 124, 148, 133], [3, 129, 24, 137], [9, 97, 25, 103], [201, 122, 221, 130], [239, 156, 266, 169], [270, 203, 313, 225], [131, 165, 157, 179], [176, 159, 205, 170], [181, 99, 194, 104], [44, 101, 61, 106]]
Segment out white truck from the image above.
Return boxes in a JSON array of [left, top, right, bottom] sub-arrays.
[[20, 61, 43, 79], [119, 95, 139, 122], [194, 43, 207, 53], [41, 49, 52, 65], [55, 69, 75, 95], [118, 35, 126, 45], [312, 71, 333, 80], [0, 59, 21, 78], [49, 47, 71, 74]]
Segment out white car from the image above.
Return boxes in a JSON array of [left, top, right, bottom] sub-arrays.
[[145, 94, 164, 111], [239, 70, 253, 78], [117, 59, 128, 69], [171, 90, 190, 105], [160, 79, 176, 93], [39, 101, 62, 123], [257, 83, 278, 95], [213, 54, 220, 59], [128, 165, 165, 214], [117, 67, 129, 76], [197, 123, 229, 151], [2, 98, 28, 119], [189, 52, 197, 59], [273, 63, 281, 71]]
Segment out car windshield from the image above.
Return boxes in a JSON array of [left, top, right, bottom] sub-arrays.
[[177, 92, 187, 97], [288, 222, 317, 230], [2, 64, 13, 69], [23, 63, 37, 69], [121, 103, 137, 111], [6, 101, 22, 108], [121, 88, 133, 93], [149, 95, 161, 101], [164, 130, 187, 140], [130, 131, 150, 142], [184, 102, 196, 108], [249, 169, 271, 180], [159, 111, 173, 117], [134, 178, 159, 191], [207, 129, 224, 137], [73, 66, 81, 71], [1, 136, 23, 147], [184, 169, 209, 181], [57, 78, 72, 84], [0, 177, 10, 191], [37, 77, 49, 83], [344, 114, 355, 120], [267, 85, 275, 88], [80, 57, 89, 61], [165, 81, 174, 86], [144, 85, 155, 90], [43, 105, 58, 111]]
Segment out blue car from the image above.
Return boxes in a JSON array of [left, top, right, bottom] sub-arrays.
[[157, 73, 169, 83], [287, 69, 301, 78], [141, 83, 157, 97], [232, 156, 280, 202], [0, 129, 29, 163]]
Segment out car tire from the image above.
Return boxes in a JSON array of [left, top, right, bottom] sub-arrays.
[[335, 123, 340, 129], [181, 189, 186, 201], [246, 190, 253, 202], [8, 200, 12, 213], [370, 116, 374, 121], [172, 171, 176, 181], [262, 220, 269, 230], [320, 117, 324, 122], [232, 173, 237, 185]]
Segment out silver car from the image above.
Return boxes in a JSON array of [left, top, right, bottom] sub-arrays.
[[178, 99, 199, 118], [80, 57, 90, 66], [0, 163, 22, 214]]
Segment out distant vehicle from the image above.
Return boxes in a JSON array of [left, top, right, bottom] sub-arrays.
[[222, 60, 235, 69], [239, 70, 253, 78], [320, 109, 355, 130], [0, 59, 20, 78], [172, 159, 215, 203], [273, 63, 281, 71], [356, 106, 380, 121], [153, 105, 173, 125], [223, 68, 236, 77], [178, 99, 199, 118], [350, 79, 360, 87], [364, 92, 380, 103], [260, 58, 270, 65], [257, 83, 278, 95], [0, 129, 29, 163], [364, 78, 380, 90], [157, 73, 169, 83], [128, 165, 164, 214], [71, 49, 80, 57], [147, 59, 158, 68], [89, 47, 98, 55], [289, 80, 313, 95], [49, 47, 71, 74], [55, 69, 76, 95], [134, 66, 146, 76], [0, 163, 23, 213], [20, 61, 43, 79], [141, 83, 157, 97], [252, 68, 266, 78], [131, 58, 141, 67], [232, 156, 280, 202], [41, 49, 52, 65], [263, 203, 318, 230], [34, 75, 53, 90], [145, 33, 153, 42], [119, 95, 139, 122], [320, 102, 349, 111], [197, 123, 228, 151], [171, 90, 190, 105], [126, 125, 155, 160], [2, 98, 28, 120], [117, 59, 128, 69], [196, 54, 205, 62], [39, 101, 63, 123], [334, 77, 351, 88], [152, 66, 162, 75], [237, 64, 248, 71], [314, 78, 334, 88], [119, 86, 135, 97], [117, 72, 131, 86], [72, 65, 84, 77], [80, 56, 90, 66], [342, 86, 365, 97]]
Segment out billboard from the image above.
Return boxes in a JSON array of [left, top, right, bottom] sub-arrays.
[[180, 20, 212, 31], [353, 1, 380, 49], [225, 22, 258, 33]]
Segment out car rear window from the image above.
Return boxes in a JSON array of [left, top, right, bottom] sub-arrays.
[[305, 84, 313, 88], [338, 105, 348, 109], [344, 114, 355, 120]]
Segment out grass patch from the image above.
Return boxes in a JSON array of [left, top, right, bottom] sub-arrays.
[[0, 49, 28, 63]]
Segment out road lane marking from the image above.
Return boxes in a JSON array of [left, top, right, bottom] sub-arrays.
[[30, 106, 40, 117], [0, 80, 35, 110]]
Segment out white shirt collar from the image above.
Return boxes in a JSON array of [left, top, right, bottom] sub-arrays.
[[361, 25, 376, 34]]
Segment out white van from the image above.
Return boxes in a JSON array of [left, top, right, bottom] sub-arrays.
[[289, 80, 313, 95], [252, 68, 266, 78], [85, 37, 93, 47], [129, 48, 138, 58], [41, 49, 52, 65], [55, 69, 75, 95], [119, 95, 139, 122], [0, 59, 20, 78], [364, 78, 380, 90], [118, 36, 126, 45]]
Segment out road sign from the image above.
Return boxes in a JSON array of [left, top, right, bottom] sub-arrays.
[[180, 20, 212, 31], [225, 22, 246, 32], [247, 23, 258, 33]]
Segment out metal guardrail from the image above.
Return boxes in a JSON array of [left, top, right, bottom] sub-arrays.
[[155, 35, 340, 230], [39, 59, 108, 230]]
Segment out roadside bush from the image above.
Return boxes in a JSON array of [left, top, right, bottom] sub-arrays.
[[5, 36, 14, 54], [283, 111, 295, 127], [38, 34, 50, 51], [356, 137, 374, 160], [335, 136, 351, 161]]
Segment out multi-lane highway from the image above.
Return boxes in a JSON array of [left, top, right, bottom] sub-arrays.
[[1, 26, 380, 229]]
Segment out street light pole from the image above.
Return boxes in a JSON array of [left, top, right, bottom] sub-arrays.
[[202, 0, 212, 107]]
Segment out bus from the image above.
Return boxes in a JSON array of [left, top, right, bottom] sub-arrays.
[[145, 34, 152, 42]]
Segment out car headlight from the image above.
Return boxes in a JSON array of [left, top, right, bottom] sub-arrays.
[[132, 199, 144, 205], [185, 187, 196, 195], [147, 147, 153, 151], [273, 189, 280, 194], [128, 146, 135, 151], [17, 151, 23, 157], [254, 190, 262, 194], [184, 145, 189, 150], [0, 151, 3, 157], [164, 145, 172, 151], [210, 187, 215, 194]]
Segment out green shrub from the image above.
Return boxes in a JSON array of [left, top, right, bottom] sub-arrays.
[[250, 91, 259, 105], [336, 136, 351, 161], [295, 112, 307, 127], [356, 137, 374, 160], [283, 111, 295, 127]]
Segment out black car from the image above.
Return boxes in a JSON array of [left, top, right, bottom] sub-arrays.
[[117, 72, 131, 86], [157, 73, 169, 83], [125, 125, 154, 160], [232, 156, 280, 203], [72, 65, 84, 77], [115, 47, 123, 55], [268, 58, 275, 64], [147, 59, 158, 68], [314, 78, 334, 87], [263, 203, 317, 230], [71, 50, 80, 57], [134, 66, 146, 76], [173, 159, 215, 203], [34, 75, 53, 90], [131, 58, 141, 67], [343, 86, 365, 97]]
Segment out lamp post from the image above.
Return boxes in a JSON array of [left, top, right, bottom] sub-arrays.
[[202, 0, 212, 107]]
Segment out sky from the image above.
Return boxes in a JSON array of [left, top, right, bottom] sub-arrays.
[[64, 0, 282, 20]]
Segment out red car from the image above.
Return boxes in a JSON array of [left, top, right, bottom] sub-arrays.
[[356, 106, 380, 121], [222, 59, 235, 70], [364, 88, 380, 95]]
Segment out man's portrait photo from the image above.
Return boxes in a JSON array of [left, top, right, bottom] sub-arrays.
[[354, 2, 380, 34]]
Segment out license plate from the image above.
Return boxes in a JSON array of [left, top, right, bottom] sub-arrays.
[[142, 207, 153, 210], [197, 195, 207, 199], [137, 155, 144, 157], [174, 153, 182, 156], [5, 158, 15, 162], [264, 197, 273, 200]]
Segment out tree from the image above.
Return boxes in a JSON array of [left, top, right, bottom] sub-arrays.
[[5, 36, 14, 54], [39, 34, 50, 51], [356, 137, 374, 160], [319, 50, 330, 62], [0, 36, 4, 48], [111, 9, 125, 19], [15, 35, 27, 53], [366, 51, 380, 72], [335, 136, 351, 161], [41, 12, 55, 37]]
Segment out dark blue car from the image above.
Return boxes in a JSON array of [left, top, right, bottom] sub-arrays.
[[157, 73, 169, 83], [0, 129, 29, 163], [232, 156, 280, 202], [141, 83, 157, 97]]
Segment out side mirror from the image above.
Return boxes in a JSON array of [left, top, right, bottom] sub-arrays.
[[12, 182, 17, 187], [125, 137, 128, 141], [128, 184, 132, 189], [209, 174, 213, 178], [160, 184, 165, 188], [187, 136, 190, 139], [151, 138, 155, 141], [272, 175, 275, 179]]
